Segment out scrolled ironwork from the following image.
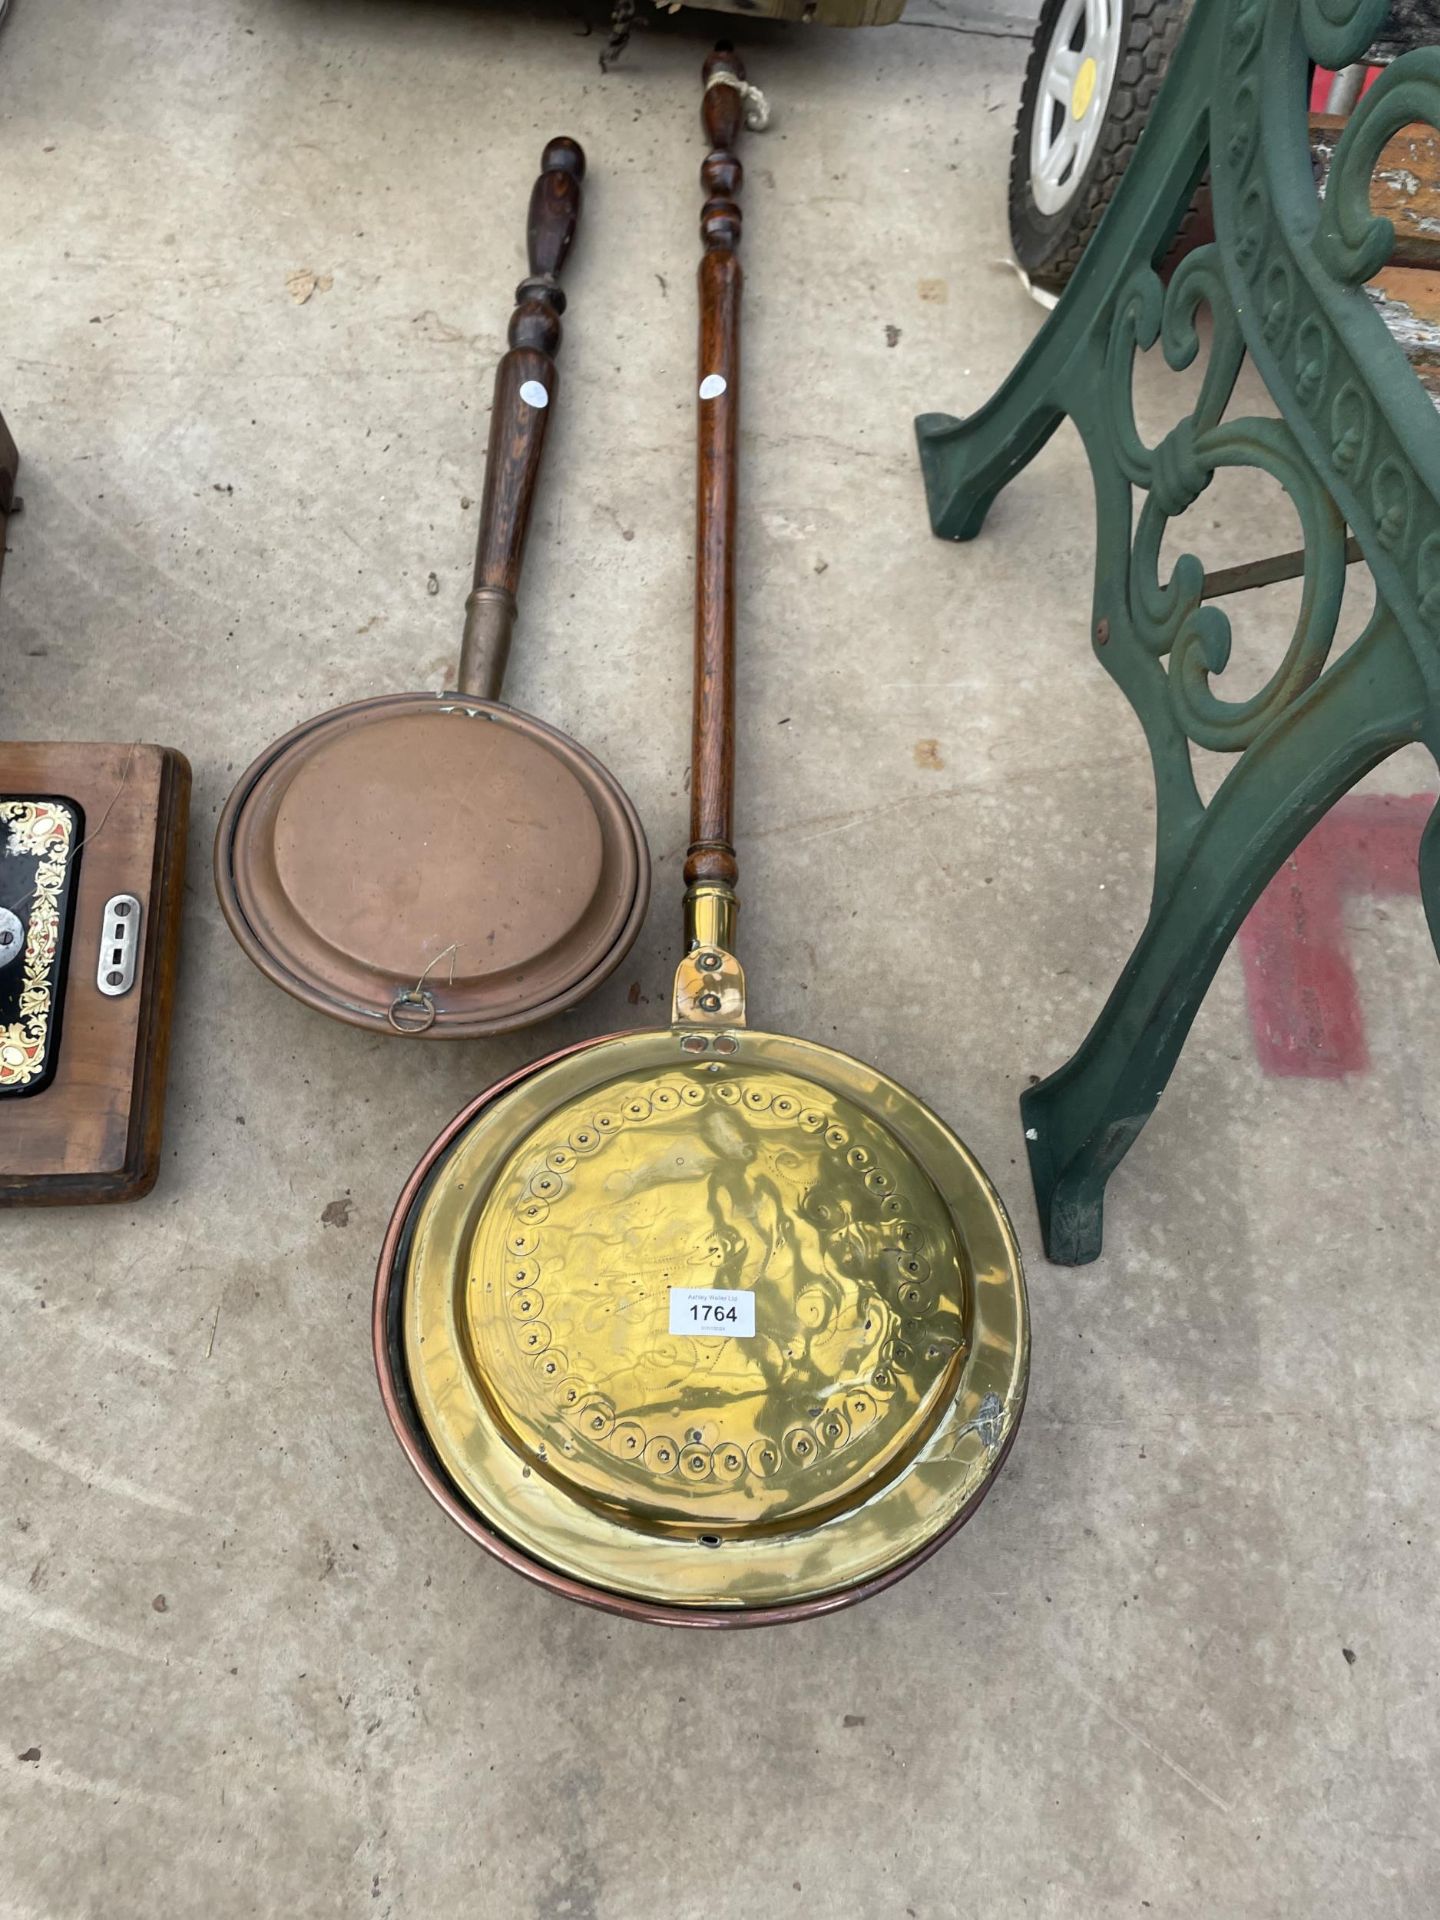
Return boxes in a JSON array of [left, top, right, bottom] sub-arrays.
[[1298, 0, 1394, 74], [1316, 51, 1440, 282], [915, 0, 1440, 1261]]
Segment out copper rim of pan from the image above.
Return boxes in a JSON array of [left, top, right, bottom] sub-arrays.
[[214, 692, 649, 1038], [369, 51, 1030, 1626], [213, 136, 650, 1038], [372, 1057, 1028, 1631]]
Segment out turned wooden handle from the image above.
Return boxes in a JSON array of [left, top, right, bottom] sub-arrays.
[[458, 137, 585, 700], [685, 48, 746, 894]]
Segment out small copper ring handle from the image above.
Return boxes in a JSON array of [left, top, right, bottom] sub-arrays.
[[388, 988, 438, 1035]]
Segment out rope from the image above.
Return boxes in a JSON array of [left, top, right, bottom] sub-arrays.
[[704, 69, 772, 133]]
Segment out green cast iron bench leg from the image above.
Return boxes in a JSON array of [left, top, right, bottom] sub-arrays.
[[916, 0, 1440, 1262]]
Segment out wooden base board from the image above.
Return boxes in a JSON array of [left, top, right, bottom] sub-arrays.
[[1369, 266, 1440, 408], [0, 742, 190, 1204], [1312, 114, 1440, 273]]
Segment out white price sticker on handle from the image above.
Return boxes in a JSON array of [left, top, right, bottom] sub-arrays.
[[668, 1287, 756, 1338]]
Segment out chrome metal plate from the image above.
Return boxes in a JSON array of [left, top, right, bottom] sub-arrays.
[[96, 894, 141, 997], [0, 907, 22, 969]]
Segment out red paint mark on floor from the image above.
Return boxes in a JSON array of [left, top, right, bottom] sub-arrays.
[[1238, 792, 1435, 1077]]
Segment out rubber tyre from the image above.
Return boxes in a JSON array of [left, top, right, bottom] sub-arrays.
[[1009, 0, 1194, 291]]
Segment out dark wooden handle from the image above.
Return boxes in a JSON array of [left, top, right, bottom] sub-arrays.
[[527, 133, 585, 280], [685, 48, 746, 894], [458, 137, 585, 699]]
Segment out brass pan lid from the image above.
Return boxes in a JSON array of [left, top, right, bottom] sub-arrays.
[[392, 1025, 1027, 1618], [216, 692, 649, 1037]]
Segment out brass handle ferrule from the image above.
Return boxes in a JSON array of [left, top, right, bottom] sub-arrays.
[[674, 882, 744, 1027], [683, 881, 738, 956], [457, 587, 516, 702]]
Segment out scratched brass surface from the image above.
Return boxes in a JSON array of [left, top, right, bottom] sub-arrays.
[[404, 1026, 1027, 1608]]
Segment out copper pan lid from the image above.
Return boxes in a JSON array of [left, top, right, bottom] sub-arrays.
[[216, 691, 648, 1036]]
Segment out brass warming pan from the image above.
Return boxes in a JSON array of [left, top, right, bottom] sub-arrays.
[[216, 140, 648, 1037], [374, 51, 1028, 1625]]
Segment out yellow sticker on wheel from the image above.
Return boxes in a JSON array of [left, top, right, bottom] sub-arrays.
[[1072, 55, 1098, 120]]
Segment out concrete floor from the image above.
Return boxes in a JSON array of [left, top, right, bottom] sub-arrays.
[[3, 0, 1439, 1913]]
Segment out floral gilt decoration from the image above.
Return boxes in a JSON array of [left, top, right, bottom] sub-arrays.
[[0, 800, 78, 1090]]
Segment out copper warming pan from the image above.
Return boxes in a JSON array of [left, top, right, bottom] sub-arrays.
[[216, 139, 648, 1037], [373, 51, 1029, 1626]]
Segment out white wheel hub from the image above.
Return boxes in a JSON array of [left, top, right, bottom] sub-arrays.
[[1029, 0, 1123, 216]]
